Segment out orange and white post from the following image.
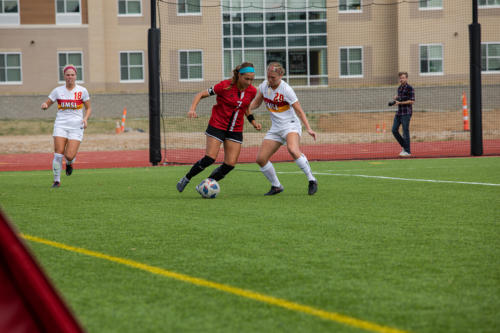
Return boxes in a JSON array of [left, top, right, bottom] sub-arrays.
[[462, 92, 470, 131], [120, 108, 127, 133]]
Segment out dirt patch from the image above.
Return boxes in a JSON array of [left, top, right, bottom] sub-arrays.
[[1, 110, 498, 154]]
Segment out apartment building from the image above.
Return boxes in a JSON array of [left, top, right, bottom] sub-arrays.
[[0, 0, 150, 95], [0, 0, 499, 96]]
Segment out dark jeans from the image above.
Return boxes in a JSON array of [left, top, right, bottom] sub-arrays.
[[392, 114, 412, 153]]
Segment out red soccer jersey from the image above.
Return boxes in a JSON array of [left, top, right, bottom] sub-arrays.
[[208, 79, 257, 132]]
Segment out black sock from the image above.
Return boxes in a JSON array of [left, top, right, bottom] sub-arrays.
[[209, 163, 234, 181], [186, 155, 215, 180]]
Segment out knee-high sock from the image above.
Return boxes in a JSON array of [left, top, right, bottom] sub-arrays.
[[260, 161, 281, 187], [295, 154, 316, 182], [209, 163, 234, 181], [186, 155, 215, 180], [53, 153, 63, 182]]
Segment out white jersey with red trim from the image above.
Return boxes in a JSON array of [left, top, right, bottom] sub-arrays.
[[258, 80, 300, 130], [48, 84, 90, 129]]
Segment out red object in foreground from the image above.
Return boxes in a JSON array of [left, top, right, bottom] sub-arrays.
[[0, 210, 84, 333]]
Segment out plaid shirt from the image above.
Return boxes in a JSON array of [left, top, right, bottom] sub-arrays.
[[396, 83, 415, 115]]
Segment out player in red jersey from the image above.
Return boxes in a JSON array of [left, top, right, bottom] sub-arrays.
[[176, 62, 261, 193]]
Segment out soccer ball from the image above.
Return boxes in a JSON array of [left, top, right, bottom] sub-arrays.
[[196, 178, 220, 199]]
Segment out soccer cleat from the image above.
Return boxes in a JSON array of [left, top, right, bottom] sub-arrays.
[[176, 176, 190, 192], [264, 185, 284, 196], [51, 181, 60, 188], [308, 180, 318, 195], [66, 164, 73, 176]]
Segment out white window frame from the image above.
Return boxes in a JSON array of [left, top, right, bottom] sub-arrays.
[[177, 0, 201, 16], [338, 0, 362, 13], [0, 0, 20, 25], [478, 0, 500, 8], [119, 51, 145, 83], [221, 2, 328, 87], [481, 42, 500, 74], [419, 43, 444, 76], [419, 0, 443, 10], [178, 50, 203, 82], [117, 0, 142, 17], [57, 51, 84, 83], [0, 52, 22, 85], [339, 47, 363, 78], [55, 0, 82, 25]]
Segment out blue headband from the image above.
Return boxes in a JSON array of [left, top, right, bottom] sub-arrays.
[[239, 67, 255, 74]]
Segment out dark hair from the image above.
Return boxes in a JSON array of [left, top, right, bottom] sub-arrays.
[[228, 62, 254, 88], [398, 71, 408, 78]]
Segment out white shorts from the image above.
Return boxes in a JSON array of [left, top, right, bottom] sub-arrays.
[[53, 126, 84, 142], [264, 121, 302, 145]]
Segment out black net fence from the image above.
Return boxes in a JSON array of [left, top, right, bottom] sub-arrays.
[[158, 0, 500, 164]]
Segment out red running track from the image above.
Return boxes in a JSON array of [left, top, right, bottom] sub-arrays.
[[1, 140, 499, 172]]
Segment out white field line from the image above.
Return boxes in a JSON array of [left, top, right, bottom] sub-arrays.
[[277, 171, 500, 187]]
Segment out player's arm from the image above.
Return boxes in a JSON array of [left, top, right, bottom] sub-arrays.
[[292, 101, 316, 141], [246, 91, 263, 131], [41, 99, 54, 110], [248, 91, 264, 113], [188, 89, 211, 118], [82, 100, 92, 129]]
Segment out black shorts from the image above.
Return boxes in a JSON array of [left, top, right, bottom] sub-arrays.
[[205, 125, 243, 144]]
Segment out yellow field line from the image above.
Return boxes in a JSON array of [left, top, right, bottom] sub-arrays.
[[21, 233, 410, 333]]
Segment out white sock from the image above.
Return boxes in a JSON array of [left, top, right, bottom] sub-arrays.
[[53, 153, 63, 182], [260, 161, 281, 187], [295, 154, 316, 182], [66, 157, 75, 165]]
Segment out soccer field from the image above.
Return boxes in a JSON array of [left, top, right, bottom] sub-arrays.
[[1, 157, 499, 333]]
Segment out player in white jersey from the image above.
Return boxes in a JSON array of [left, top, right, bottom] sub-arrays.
[[249, 62, 318, 195], [41, 64, 92, 188]]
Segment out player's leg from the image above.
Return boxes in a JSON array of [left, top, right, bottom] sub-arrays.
[[177, 134, 220, 192], [64, 139, 81, 176], [286, 132, 317, 195], [208, 139, 241, 181], [256, 139, 283, 194], [52, 135, 67, 187]]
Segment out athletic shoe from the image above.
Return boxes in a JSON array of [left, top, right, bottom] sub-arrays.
[[308, 180, 318, 195], [51, 181, 60, 188], [66, 164, 73, 176], [264, 185, 284, 196], [399, 151, 411, 157], [176, 176, 190, 192]]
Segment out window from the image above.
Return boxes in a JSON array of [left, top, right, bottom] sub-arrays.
[[420, 44, 443, 75], [0, 0, 19, 25], [120, 51, 144, 82], [419, 0, 442, 9], [118, 0, 142, 15], [178, 0, 200, 15], [479, 0, 500, 7], [222, 0, 328, 86], [179, 51, 203, 80], [340, 47, 362, 77], [0, 52, 22, 84], [481, 43, 500, 72], [56, 0, 81, 25], [339, 0, 361, 12], [58, 52, 84, 82]]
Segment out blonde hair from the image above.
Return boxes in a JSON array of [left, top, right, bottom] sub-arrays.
[[267, 62, 285, 76], [63, 64, 78, 74]]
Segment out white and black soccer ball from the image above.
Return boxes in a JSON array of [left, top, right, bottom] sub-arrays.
[[196, 178, 220, 199]]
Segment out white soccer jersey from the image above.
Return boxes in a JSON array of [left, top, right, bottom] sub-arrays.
[[48, 84, 90, 129], [258, 80, 300, 130]]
